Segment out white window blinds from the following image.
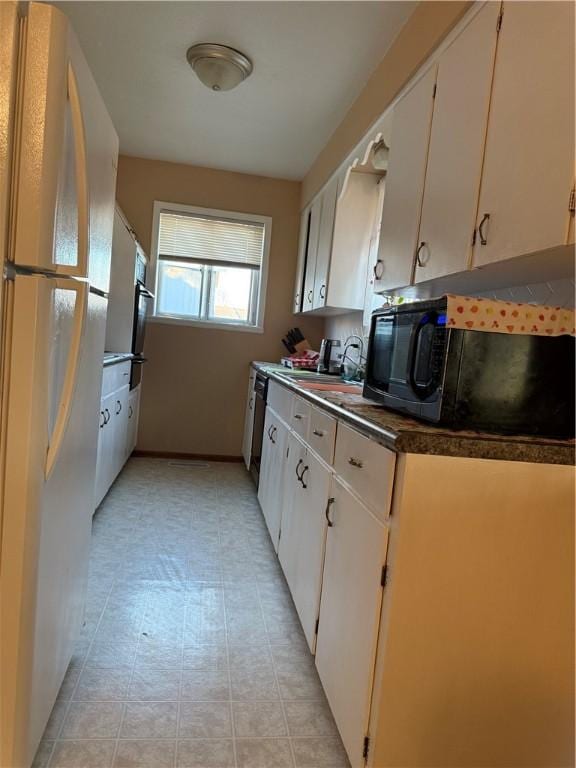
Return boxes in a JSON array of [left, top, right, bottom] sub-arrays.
[[158, 210, 265, 269]]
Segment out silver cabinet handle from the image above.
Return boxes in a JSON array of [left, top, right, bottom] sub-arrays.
[[299, 465, 309, 489], [325, 497, 335, 527], [99, 411, 105, 428], [319, 284, 326, 299], [128, 405, 133, 419], [307, 289, 313, 303], [115, 400, 122, 415], [249, 396, 254, 409], [478, 213, 490, 245], [312, 429, 324, 437], [267, 425, 274, 440], [294, 292, 300, 308], [348, 457, 363, 469], [270, 426, 277, 445], [416, 242, 426, 267], [104, 408, 110, 424]]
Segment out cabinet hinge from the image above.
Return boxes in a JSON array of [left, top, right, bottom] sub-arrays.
[[381, 564, 388, 588], [315, 618, 319, 635], [496, 9, 503, 32], [432, 82, 437, 99], [569, 186, 575, 215], [362, 736, 370, 761]]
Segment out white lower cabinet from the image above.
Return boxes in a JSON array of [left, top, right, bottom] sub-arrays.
[[258, 408, 288, 552], [242, 370, 256, 470], [315, 478, 389, 767], [94, 365, 140, 510], [125, 385, 141, 461], [278, 433, 331, 652]]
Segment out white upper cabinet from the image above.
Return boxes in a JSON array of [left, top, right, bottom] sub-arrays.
[[328, 171, 381, 311], [374, 66, 437, 292], [313, 176, 339, 310], [472, 1, 575, 267], [414, 1, 500, 283], [294, 207, 310, 313], [302, 197, 321, 312]]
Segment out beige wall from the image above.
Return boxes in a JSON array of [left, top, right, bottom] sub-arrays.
[[301, 1, 471, 207], [116, 155, 324, 457]]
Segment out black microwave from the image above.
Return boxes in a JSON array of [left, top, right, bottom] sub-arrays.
[[363, 298, 575, 437]]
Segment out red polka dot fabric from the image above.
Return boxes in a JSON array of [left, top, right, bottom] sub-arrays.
[[445, 294, 575, 336]]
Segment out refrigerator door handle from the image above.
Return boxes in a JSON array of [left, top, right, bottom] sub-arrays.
[[55, 63, 89, 280], [45, 279, 88, 478]]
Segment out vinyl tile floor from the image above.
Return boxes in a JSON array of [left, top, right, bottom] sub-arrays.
[[33, 458, 350, 768]]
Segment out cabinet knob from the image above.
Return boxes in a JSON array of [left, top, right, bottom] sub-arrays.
[[348, 456, 363, 469]]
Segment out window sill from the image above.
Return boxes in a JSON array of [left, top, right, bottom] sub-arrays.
[[149, 314, 264, 334]]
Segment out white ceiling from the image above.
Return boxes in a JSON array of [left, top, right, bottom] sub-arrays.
[[55, 1, 416, 179]]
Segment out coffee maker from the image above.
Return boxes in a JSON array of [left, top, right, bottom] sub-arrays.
[[317, 339, 341, 374]]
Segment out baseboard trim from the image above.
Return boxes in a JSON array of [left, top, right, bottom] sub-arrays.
[[131, 449, 244, 463]]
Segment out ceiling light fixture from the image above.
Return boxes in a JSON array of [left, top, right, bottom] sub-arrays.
[[186, 43, 253, 92]]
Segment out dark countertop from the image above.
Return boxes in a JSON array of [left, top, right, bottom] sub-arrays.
[[103, 352, 135, 367], [252, 362, 575, 466]]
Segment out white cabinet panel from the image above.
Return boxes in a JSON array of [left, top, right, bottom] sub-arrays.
[[290, 395, 311, 442], [267, 380, 293, 426], [258, 408, 288, 552], [242, 370, 256, 470], [279, 434, 331, 652], [294, 207, 310, 313], [125, 385, 140, 460], [315, 479, 388, 767], [106, 208, 137, 352], [415, 2, 500, 283], [302, 197, 321, 312], [473, 1, 575, 267], [374, 66, 437, 292], [313, 176, 339, 310]]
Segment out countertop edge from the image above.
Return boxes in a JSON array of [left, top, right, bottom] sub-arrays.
[[252, 362, 575, 466]]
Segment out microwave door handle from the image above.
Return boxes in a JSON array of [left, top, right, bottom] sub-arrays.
[[408, 316, 434, 399]]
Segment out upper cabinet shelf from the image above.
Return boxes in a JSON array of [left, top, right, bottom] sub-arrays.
[[295, 0, 575, 314]]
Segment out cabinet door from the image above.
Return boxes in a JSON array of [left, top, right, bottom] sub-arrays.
[[278, 435, 331, 652], [315, 479, 388, 767], [111, 384, 129, 482], [302, 196, 321, 312], [294, 207, 310, 313], [313, 177, 339, 310], [94, 401, 107, 509], [98, 390, 116, 504], [374, 66, 437, 292], [473, 1, 575, 267], [258, 411, 288, 552], [415, 2, 500, 283], [125, 386, 140, 460], [242, 371, 256, 469]]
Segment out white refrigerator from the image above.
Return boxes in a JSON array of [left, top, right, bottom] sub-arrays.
[[0, 3, 118, 766]]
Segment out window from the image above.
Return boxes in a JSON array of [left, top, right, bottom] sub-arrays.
[[151, 202, 271, 330]]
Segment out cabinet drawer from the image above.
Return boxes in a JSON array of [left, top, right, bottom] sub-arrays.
[[267, 381, 293, 425], [102, 361, 131, 397], [291, 396, 311, 440], [308, 406, 336, 465], [334, 423, 396, 522]]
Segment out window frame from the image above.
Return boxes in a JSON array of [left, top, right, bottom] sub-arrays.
[[149, 200, 272, 333]]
